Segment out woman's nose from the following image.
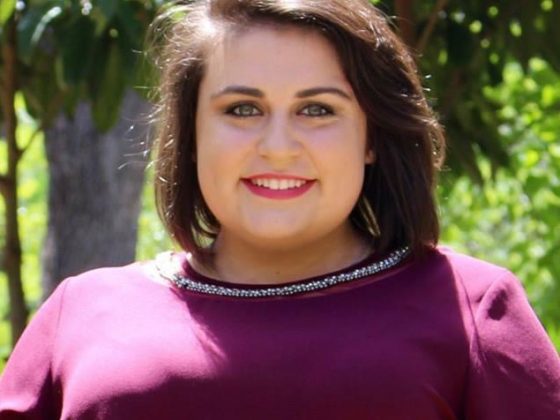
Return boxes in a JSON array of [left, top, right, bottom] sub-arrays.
[[256, 114, 302, 160]]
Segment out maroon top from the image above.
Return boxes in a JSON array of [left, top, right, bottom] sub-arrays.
[[1, 247, 559, 419]]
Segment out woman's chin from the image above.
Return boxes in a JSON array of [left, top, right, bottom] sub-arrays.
[[244, 225, 311, 246]]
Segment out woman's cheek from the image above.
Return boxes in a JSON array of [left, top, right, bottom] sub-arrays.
[[214, 123, 257, 152]]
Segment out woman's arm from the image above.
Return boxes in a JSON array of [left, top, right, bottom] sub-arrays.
[[0, 281, 69, 419], [465, 272, 560, 419]]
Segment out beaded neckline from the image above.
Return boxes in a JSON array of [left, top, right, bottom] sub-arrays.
[[155, 246, 411, 298]]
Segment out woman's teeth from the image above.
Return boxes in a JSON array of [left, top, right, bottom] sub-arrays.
[[250, 178, 307, 190]]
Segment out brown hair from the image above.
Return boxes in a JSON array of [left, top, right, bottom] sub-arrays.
[[152, 0, 445, 263]]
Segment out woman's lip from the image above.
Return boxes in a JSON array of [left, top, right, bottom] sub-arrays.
[[244, 173, 314, 181], [241, 179, 315, 200]]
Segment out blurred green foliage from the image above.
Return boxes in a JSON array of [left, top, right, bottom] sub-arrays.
[[0, 100, 46, 371], [439, 58, 560, 341], [136, 166, 174, 262], [0, 0, 162, 131]]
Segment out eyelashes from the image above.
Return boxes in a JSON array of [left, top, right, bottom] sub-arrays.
[[299, 103, 333, 117], [224, 102, 335, 118], [225, 103, 262, 117]]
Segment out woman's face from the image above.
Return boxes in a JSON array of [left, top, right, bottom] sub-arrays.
[[196, 25, 372, 250]]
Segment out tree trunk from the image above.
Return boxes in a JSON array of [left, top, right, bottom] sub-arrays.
[[41, 90, 151, 297]]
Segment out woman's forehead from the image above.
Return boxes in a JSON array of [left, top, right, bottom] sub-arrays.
[[200, 25, 351, 95]]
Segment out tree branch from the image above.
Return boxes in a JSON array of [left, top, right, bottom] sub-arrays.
[[18, 126, 41, 160], [0, 174, 10, 198], [416, 0, 449, 55], [0, 14, 29, 346], [394, 0, 416, 49]]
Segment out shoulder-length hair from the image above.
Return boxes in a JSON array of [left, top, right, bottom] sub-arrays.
[[152, 0, 445, 263]]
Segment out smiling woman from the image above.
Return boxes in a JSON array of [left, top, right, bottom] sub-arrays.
[[1, 0, 559, 419], [153, 2, 445, 275], [194, 26, 373, 284]]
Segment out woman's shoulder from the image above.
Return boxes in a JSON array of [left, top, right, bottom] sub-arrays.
[[435, 246, 512, 285], [54, 258, 171, 302], [427, 246, 536, 326], [39, 257, 183, 336], [431, 245, 516, 290], [433, 245, 508, 272]]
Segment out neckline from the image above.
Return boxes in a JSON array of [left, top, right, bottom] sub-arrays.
[[155, 246, 411, 299]]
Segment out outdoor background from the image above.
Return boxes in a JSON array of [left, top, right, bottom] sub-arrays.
[[0, 0, 559, 371]]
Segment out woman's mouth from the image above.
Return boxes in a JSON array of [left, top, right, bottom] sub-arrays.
[[241, 175, 315, 199], [249, 178, 308, 190]]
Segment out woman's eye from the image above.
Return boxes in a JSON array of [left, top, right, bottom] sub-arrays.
[[299, 104, 333, 117], [226, 103, 261, 117]]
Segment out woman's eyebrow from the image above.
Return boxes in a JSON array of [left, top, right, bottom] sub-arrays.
[[296, 87, 352, 100], [210, 85, 352, 100], [211, 85, 264, 98]]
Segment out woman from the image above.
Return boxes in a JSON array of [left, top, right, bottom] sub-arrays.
[[1, 0, 559, 418]]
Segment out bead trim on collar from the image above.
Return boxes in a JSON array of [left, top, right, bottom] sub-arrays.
[[155, 246, 410, 298]]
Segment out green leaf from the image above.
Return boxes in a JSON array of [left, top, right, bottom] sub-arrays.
[[59, 15, 95, 85], [18, 6, 50, 62], [31, 6, 63, 47], [61, 85, 81, 118], [17, 5, 63, 64], [0, 0, 16, 26], [98, 0, 117, 19], [92, 42, 126, 131], [21, 59, 60, 120], [113, 20, 138, 73], [116, 1, 144, 46]]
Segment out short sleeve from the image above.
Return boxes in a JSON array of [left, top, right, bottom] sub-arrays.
[[0, 280, 68, 419], [465, 271, 560, 419]]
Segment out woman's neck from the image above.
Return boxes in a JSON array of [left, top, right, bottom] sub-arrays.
[[196, 224, 373, 285]]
